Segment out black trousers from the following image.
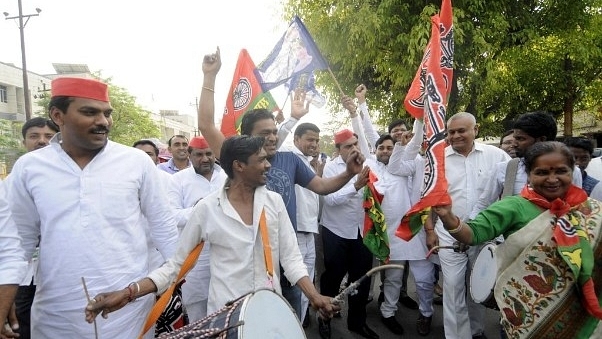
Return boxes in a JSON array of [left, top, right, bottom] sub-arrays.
[[319, 226, 373, 327], [15, 283, 35, 339]]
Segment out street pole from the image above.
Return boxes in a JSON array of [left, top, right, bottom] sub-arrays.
[[4, 0, 41, 121]]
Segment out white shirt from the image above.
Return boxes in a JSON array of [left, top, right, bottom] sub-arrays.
[[7, 135, 179, 339], [168, 165, 228, 230], [380, 120, 430, 260], [149, 185, 307, 314], [0, 180, 27, 285], [586, 157, 602, 181], [470, 158, 583, 219], [436, 143, 510, 244], [167, 165, 227, 303], [281, 144, 320, 234]]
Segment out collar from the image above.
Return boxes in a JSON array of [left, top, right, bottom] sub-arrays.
[[444, 142, 483, 157]]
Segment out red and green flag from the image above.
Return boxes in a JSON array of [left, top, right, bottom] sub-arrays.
[[363, 170, 390, 263], [396, 0, 454, 241], [221, 49, 280, 137]]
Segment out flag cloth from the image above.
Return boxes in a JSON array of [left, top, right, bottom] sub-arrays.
[[286, 71, 326, 108], [221, 49, 279, 137], [363, 170, 390, 262], [255, 16, 329, 92], [396, 0, 454, 241]]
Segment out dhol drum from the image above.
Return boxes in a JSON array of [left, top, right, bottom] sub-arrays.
[[469, 242, 499, 310], [158, 289, 306, 339]]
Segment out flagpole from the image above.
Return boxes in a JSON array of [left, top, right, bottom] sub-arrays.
[[327, 67, 345, 96]]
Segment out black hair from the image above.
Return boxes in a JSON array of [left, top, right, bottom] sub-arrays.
[[167, 135, 188, 147], [294, 122, 320, 138], [499, 130, 514, 146], [524, 141, 574, 174], [48, 96, 74, 123], [388, 119, 408, 134], [513, 111, 557, 142], [240, 109, 274, 136], [21, 117, 59, 139], [564, 137, 594, 155], [219, 135, 265, 179], [132, 139, 159, 157], [376, 134, 394, 148]]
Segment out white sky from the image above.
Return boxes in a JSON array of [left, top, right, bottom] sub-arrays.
[[1, 0, 325, 128]]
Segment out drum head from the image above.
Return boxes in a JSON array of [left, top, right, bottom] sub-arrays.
[[239, 289, 306, 338], [470, 243, 497, 303]]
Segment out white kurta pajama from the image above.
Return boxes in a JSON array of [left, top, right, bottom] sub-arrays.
[[367, 120, 435, 319], [7, 135, 179, 339], [149, 185, 308, 314], [167, 165, 227, 321]]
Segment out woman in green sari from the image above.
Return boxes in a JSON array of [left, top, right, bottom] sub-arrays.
[[434, 141, 602, 339]]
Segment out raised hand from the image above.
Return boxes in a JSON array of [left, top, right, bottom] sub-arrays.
[[202, 47, 221, 77], [290, 89, 310, 120], [355, 84, 367, 103], [341, 95, 357, 115]]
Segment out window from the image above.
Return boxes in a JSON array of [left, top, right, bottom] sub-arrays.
[[0, 85, 7, 103]]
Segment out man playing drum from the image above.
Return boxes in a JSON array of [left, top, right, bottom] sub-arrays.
[[85, 136, 339, 327]]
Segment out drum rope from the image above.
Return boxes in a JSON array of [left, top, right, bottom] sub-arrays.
[[157, 299, 244, 338]]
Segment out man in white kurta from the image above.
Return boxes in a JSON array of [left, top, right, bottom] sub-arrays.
[[0, 179, 27, 333], [375, 120, 436, 336], [279, 122, 322, 325], [167, 136, 227, 322], [7, 77, 179, 339], [433, 113, 509, 339]]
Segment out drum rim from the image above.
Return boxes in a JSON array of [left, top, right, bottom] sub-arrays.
[[470, 243, 497, 303]]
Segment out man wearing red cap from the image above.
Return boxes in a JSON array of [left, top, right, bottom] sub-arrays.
[[167, 136, 227, 322], [198, 48, 366, 321], [6, 77, 179, 338]]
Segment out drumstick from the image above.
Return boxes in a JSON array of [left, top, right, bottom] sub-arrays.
[[330, 264, 404, 305], [81, 277, 99, 339]]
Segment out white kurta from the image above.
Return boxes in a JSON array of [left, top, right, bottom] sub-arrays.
[[0, 180, 27, 285], [379, 121, 430, 260], [148, 185, 308, 314], [167, 165, 227, 304], [7, 135, 179, 339]]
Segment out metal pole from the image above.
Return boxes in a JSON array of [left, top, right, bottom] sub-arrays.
[[17, 0, 32, 121]]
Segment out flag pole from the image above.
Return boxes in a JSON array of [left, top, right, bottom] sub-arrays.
[[327, 67, 345, 96]]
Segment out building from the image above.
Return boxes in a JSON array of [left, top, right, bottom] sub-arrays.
[[0, 61, 52, 121]]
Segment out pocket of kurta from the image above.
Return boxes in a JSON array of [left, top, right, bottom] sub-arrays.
[[101, 182, 139, 219]]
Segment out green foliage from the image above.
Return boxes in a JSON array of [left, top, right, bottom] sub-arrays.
[[283, 0, 602, 137]]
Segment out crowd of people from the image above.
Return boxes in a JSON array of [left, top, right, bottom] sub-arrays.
[[1, 48, 602, 339]]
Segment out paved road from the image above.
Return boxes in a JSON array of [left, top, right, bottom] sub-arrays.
[[304, 277, 502, 339]]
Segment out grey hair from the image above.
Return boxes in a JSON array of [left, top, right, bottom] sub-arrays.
[[447, 112, 476, 127]]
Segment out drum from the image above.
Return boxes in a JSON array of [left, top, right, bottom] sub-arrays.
[[469, 242, 498, 310], [158, 289, 306, 339]]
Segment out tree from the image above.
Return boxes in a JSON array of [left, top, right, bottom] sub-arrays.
[[283, 0, 602, 137], [36, 75, 161, 146]]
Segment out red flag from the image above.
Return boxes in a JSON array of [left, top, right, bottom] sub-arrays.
[[397, 0, 454, 241], [221, 49, 280, 137]]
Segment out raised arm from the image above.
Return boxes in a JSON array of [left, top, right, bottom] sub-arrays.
[[355, 85, 380, 150], [277, 89, 311, 149], [198, 47, 226, 159]]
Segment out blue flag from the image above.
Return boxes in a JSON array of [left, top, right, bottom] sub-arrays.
[[256, 16, 329, 93]]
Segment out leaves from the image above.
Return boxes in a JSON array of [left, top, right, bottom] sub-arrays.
[[284, 0, 602, 136]]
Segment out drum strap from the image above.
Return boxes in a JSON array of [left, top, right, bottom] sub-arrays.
[[138, 242, 205, 339], [259, 208, 274, 282]]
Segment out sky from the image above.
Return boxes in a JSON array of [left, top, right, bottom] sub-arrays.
[[1, 0, 314, 127]]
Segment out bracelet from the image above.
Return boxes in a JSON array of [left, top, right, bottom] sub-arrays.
[[202, 86, 215, 93], [424, 227, 435, 232], [126, 282, 139, 302], [447, 216, 464, 234]]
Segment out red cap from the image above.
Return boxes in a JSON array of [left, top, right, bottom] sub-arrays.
[[334, 129, 355, 144], [51, 77, 109, 102], [189, 136, 210, 149]]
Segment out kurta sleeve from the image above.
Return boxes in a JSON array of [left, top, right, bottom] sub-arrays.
[[148, 201, 207, 295], [167, 174, 193, 230], [0, 180, 27, 285], [139, 159, 179, 259]]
